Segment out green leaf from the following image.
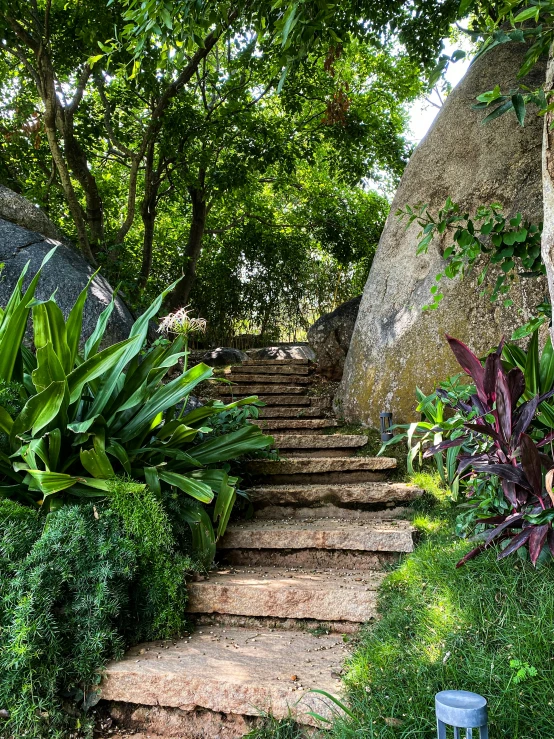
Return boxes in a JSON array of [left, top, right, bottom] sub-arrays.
[[13, 381, 66, 437], [539, 335, 554, 394], [66, 271, 97, 367], [80, 433, 115, 478], [118, 363, 212, 442], [213, 471, 236, 538], [180, 505, 215, 566], [84, 296, 116, 359], [524, 329, 540, 396], [32, 301, 71, 374], [106, 441, 131, 475], [25, 470, 78, 496], [513, 6, 540, 22], [32, 342, 66, 393], [0, 406, 14, 435], [158, 470, 214, 503], [512, 93, 526, 126], [0, 247, 56, 382], [191, 425, 272, 465], [88, 278, 181, 417], [66, 335, 141, 404], [482, 98, 514, 124]]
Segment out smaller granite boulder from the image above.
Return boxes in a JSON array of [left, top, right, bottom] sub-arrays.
[[247, 344, 316, 361], [307, 296, 362, 381], [202, 347, 248, 367]]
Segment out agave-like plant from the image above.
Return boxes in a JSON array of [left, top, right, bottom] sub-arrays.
[[0, 252, 272, 561], [426, 335, 554, 567]]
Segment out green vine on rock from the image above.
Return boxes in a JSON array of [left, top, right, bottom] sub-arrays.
[[397, 197, 543, 311]]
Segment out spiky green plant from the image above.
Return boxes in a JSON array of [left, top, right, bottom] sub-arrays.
[[0, 252, 272, 562]]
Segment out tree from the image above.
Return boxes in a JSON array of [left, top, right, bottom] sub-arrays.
[[0, 0, 459, 299]]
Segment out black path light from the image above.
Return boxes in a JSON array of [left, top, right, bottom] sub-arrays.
[[379, 411, 393, 442], [435, 690, 488, 738]]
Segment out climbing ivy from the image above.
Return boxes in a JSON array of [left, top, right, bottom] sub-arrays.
[[397, 198, 543, 310]]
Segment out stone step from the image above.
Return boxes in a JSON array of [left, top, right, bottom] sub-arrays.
[[219, 518, 414, 553], [248, 481, 422, 507], [245, 456, 396, 484], [100, 627, 346, 727], [186, 567, 384, 623], [257, 406, 327, 418], [272, 434, 366, 449], [251, 418, 335, 434], [227, 374, 312, 385], [242, 358, 310, 366], [253, 505, 413, 521], [237, 364, 311, 375], [218, 395, 312, 406], [212, 384, 307, 395]]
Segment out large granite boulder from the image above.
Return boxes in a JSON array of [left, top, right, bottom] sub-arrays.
[[0, 192, 133, 347], [339, 42, 547, 426], [308, 296, 361, 380]]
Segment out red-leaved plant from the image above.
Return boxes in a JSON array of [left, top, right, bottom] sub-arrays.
[[425, 335, 554, 567]]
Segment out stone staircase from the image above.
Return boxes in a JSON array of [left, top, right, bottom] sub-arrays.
[[99, 357, 421, 737]]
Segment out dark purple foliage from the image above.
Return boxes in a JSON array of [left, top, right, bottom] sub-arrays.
[[425, 335, 554, 566]]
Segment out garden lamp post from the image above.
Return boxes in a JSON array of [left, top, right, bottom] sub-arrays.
[[435, 690, 488, 738], [379, 412, 393, 442]]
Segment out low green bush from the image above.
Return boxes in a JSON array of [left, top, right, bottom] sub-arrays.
[[0, 496, 191, 738]]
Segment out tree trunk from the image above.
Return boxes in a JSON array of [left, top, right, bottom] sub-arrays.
[[139, 141, 159, 288], [542, 48, 554, 326], [168, 188, 208, 309], [37, 53, 96, 264], [61, 110, 104, 250]]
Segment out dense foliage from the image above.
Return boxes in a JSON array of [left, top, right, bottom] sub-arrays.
[[0, 0, 457, 338], [0, 256, 271, 736]]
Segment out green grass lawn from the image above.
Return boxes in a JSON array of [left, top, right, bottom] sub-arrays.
[[327, 476, 554, 739]]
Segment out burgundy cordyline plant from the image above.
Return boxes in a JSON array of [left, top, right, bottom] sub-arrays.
[[425, 335, 554, 567]]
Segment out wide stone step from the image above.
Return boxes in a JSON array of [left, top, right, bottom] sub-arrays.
[[218, 395, 312, 406], [272, 434, 366, 449], [100, 627, 346, 727], [257, 406, 328, 418], [213, 384, 307, 395], [228, 373, 312, 385], [237, 364, 311, 375], [248, 481, 422, 507], [245, 456, 396, 484], [219, 518, 414, 553], [186, 567, 384, 623], [252, 419, 338, 432]]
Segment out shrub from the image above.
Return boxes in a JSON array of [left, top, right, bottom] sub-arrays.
[[426, 335, 554, 566]]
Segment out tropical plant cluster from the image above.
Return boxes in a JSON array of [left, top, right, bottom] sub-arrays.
[[384, 330, 554, 567], [0, 254, 271, 736]]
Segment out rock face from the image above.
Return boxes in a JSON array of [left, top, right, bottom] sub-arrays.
[[339, 43, 547, 426], [308, 296, 361, 380], [0, 193, 133, 347]]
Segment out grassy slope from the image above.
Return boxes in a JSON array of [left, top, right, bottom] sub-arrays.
[[329, 474, 554, 739]]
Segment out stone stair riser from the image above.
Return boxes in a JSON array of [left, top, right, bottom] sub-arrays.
[[257, 406, 327, 418], [191, 613, 361, 635], [253, 505, 413, 521], [245, 457, 397, 475], [277, 449, 359, 458], [252, 419, 337, 430], [235, 364, 311, 375], [187, 583, 379, 622], [221, 549, 400, 570], [258, 471, 389, 484], [242, 359, 310, 366], [228, 374, 312, 384], [213, 385, 308, 395], [219, 528, 414, 553], [248, 482, 423, 507], [271, 434, 366, 449]]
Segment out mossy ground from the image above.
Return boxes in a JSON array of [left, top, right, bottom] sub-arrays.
[[247, 473, 554, 739]]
